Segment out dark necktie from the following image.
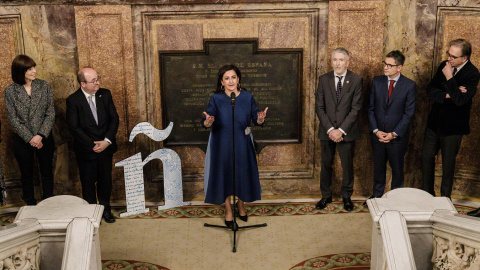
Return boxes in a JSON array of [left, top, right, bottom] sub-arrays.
[[388, 80, 395, 99], [336, 76, 343, 101], [453, 67, 457, 76]]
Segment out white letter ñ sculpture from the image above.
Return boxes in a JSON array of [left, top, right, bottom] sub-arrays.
[[115, 122, 190, 217]]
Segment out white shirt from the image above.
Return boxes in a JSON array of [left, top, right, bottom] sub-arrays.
[[327, 71, 348, 136], [81, 88, 96, 107], [80, 88, 111, 144], [334, 71, 347, 91], [387, 73, 401, 88], [454, 59, 468, 74]]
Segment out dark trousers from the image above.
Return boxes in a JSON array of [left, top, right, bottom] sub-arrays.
[[76, 153, 113, 212], [13, 134, 55, 205], [421, 128, 463, 198], [320, 140, 355, 198], [371, 137, 407, 197]]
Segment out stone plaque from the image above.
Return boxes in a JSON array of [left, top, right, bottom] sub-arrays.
[[159, 39, 302, 149]]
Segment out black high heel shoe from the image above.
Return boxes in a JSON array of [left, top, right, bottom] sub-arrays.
[[236, 202, 248, 222], [224, 219, 233, 227]]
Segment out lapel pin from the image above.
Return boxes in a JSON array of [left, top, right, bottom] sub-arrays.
[[346, 81, 349, 84]]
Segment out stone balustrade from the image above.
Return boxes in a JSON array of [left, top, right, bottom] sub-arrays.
[[367, 188, 458, 269], [0, 219, 42, 269], [8, 195, 104, 270]]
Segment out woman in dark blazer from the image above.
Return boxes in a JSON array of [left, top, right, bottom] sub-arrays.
[[4, 55, 55, 205]]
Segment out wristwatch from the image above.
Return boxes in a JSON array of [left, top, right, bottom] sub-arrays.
[[391, 132, 398, 139]]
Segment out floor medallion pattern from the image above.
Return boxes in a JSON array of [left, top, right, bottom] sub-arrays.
[[289, 253, 371, 269], [102, 260, 169, 270]]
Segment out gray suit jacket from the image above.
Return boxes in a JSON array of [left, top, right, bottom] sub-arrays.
[[4, 79, 55, 142], [315, 70, 363, 141]]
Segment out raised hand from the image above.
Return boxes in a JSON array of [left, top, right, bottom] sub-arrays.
[[203, 112, 215, 127], [442, 62, 454, 80], [257, 107, 268, 124]]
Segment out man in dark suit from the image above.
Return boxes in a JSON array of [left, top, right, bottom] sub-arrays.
[[66, 67, 119, 223], [365, 50, 416, 204], [421, 39, 480, 208], [315, 47, 363, 211]]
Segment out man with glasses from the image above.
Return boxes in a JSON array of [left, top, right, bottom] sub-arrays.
[[365, 50, 416, 205], [315, 47, 363, 211], [66, 67, 119, 223], [422, 39, 480, 206]]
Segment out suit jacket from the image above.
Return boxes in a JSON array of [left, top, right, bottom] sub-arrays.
[[426, 60, 480, 135], [368, 74, 416, 144], [4, 79, 55, 142], [315, 70, 363, 141], [66, 88, 119, 159]]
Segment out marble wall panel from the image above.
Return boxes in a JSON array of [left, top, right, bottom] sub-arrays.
[[0, 13, 23, 186], [20, 5, 79, 199], [157, 24, 204, 51], [391, 0, 438, 191], [75, 5, 138, 201], [327, 1, 385, 196], [258, 20, 306, 49], [205, 19, 256, 38]]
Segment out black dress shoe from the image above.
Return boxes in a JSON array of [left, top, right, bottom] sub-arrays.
[[235, 202, 248, 222], [467, 207, 480, 217], [363, 195, 376, 206], [103, 211, 116, 223], [316, 197, 332, 209], [343, 197, 354, 212]]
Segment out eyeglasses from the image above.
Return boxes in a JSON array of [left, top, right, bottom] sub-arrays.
[[446, 51, 463, 60], [83, 76, 101, 84], [382, 61, 400, 69]]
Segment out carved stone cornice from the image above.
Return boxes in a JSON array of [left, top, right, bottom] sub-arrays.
[[0, 0, 328, 5]]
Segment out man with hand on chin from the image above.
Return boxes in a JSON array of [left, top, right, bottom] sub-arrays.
[[66, 67, 119, 223], [421, 39, 480, 207], [315, 47, 363, 211], [365, 50, 416, 205]]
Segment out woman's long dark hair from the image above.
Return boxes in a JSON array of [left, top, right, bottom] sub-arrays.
[[214, 64, 242, 94]]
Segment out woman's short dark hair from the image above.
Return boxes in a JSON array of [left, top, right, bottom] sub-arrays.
[[11, 55, 36, 85], [215, 64, 242, 94]]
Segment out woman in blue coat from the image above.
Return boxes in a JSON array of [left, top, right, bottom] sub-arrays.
[[202, 64, 268, 227]]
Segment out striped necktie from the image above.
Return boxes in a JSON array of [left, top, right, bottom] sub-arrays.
[[336, 76, 343, 101]]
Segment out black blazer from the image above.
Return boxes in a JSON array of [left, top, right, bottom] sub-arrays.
[[315, 70, 363, 141], [66, 88, 119, 159], [426, 60, 480, 135]]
